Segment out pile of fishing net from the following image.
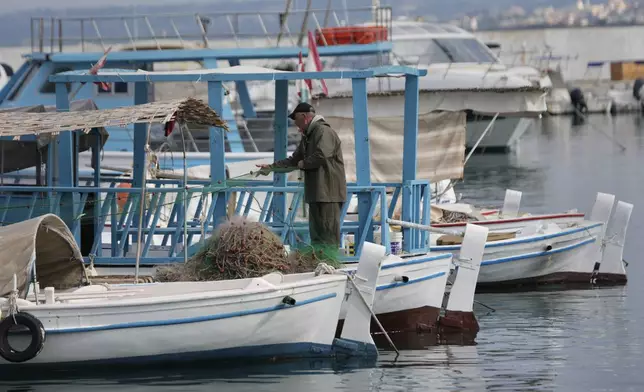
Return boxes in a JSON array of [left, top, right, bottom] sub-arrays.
[[155, 216, 343, 282]]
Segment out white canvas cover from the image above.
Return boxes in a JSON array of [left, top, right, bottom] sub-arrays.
[[0, 214, 84, 298], [328, 112, 466, 183]]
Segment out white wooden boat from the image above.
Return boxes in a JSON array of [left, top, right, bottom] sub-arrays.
[[470, 220, 604, 287], [339, 223, 488, 334], [95, 191, 489, 335], [0, 214, 381, 366], [99, 223, 489, 336], [431, 191, 633, 288], [431, 190, 605, 234]]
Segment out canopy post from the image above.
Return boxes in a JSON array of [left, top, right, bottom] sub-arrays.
[[132, 82, 149, 189], [272, 79, 289, 226], [91, 127, 102, 258], [54, 82, 79, 243], [351, 77, 373, 256], [132, 82, 150, 281], [208, 80, 228, 228], [401, 74, 421, 252]]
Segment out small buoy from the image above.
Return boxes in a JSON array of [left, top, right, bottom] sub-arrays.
[[116, 182, 131, 211]]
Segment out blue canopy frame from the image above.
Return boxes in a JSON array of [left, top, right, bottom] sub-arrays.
[[46, 65, 430, 261]]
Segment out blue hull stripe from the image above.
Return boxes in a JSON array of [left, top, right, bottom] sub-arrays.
[[381, 253, 452, 270], [432, 222, 602, 252], [46, 292, 337, 335], [481, 237, 596, 266], [343, 252, 452, 269], [376, 271, 447, 291]]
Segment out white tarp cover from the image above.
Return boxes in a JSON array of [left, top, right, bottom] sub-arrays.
[[327, 112, 466, 183], [0, 214, 84, 298]]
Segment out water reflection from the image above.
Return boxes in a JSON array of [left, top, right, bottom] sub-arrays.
[[3, 286, 635, 392], [0, 357, 378, 391], [2, 115, 644, 391]]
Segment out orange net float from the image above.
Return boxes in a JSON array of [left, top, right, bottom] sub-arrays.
[[116, 182, 132, 211]]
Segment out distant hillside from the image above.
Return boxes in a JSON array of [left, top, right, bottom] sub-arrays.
[[0, 0, 577, 47]]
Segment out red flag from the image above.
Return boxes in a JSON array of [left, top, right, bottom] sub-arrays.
[[164, 118, 176, 137], [89, 46, 112, 91], [307, 31, 328, 96]]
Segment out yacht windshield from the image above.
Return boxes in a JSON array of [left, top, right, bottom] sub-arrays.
[[394, 38, 499, 65], [326, 53, 391, 70]]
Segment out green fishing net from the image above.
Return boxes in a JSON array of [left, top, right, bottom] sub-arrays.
[[155, 216, 342, 282]]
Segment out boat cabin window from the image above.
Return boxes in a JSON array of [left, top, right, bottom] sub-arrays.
[[0, 64, 14, 77], [97, 82, 129, 95], [7, 63, 41, 101], [394, 38, 499, 65], [40, 66, 73, 94], [327, 53, 391, 70]]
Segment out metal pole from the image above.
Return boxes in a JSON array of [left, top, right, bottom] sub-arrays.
[[464, 113, 499, 165], [387, 218, 461, 236]]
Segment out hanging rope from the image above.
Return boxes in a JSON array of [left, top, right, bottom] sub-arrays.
[[6, 274, 19, 323]]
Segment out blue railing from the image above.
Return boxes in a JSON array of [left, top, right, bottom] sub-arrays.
[[346, 180, 432, 253], [0, 177, 393, 266]]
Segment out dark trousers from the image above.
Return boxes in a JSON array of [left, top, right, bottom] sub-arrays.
[[308, 202, 342, 247]]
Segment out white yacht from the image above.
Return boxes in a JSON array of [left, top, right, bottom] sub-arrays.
[[317, 19, 551, 152]]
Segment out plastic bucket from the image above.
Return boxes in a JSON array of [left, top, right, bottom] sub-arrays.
[[390, 231, 403, 255], [344, 234, 355, 256]]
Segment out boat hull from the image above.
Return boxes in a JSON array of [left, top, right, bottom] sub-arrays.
[[313, 94, 530, 152], [0, 277, 352, 366], [465, 116, 530, 152], [339, 250, 452, 333], [434, 222, 604, 289]]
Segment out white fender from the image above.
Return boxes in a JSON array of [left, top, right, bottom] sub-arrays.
[[599, 201, 633, 276], [446, 223, 488, 313]]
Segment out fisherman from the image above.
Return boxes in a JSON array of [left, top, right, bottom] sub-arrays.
[[257, 102, 347, 258]]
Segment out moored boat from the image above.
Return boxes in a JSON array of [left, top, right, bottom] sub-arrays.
[[0, 214, 381, 367]]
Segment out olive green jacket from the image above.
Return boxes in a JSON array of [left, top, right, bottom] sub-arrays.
[[273, 116, 347, 203]]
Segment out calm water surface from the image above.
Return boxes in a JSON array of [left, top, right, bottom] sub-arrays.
[[2, 114, 643, 391]]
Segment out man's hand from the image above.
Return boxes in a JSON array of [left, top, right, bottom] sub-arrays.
[[255, 164, 272, 176], [297, 160, 304, 169]]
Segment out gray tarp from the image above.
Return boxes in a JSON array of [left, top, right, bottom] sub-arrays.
[[0, 214, 84, 298], [329, 111, 466, 183], [0, 99, 109, 173]]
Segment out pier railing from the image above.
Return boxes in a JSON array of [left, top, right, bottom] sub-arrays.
[[358, 181, 431, 253], [30, 6, 392, 53], [0, 178, 391, 266]]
